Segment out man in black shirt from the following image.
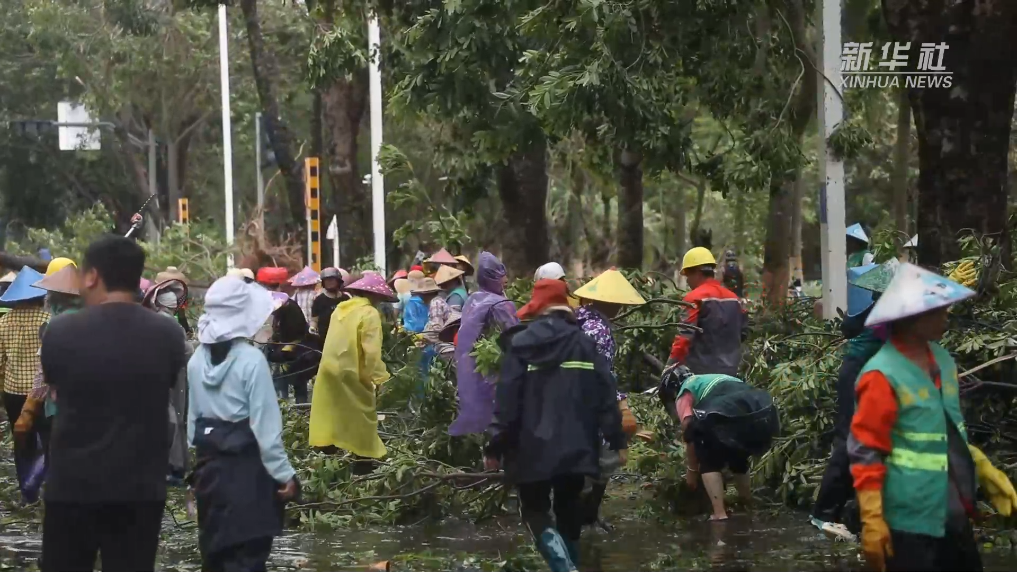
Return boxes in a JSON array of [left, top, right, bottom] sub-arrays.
[[41, 235, 186, 572], [310, 267, 347, 343]]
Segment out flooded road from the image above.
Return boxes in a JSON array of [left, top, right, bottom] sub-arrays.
[[4, 476, 1017, 571]]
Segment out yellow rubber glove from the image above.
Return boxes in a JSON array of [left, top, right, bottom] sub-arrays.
[[969, 444, 1017, 516], [857, 489, 893, 572]]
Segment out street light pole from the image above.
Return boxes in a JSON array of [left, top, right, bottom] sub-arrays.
[[218, 3, 235, 268], [368, 14, 386, 273], [817, 0, 846, 318]]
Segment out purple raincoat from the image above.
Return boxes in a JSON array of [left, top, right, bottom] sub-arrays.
[[449, 252, 519, 436]]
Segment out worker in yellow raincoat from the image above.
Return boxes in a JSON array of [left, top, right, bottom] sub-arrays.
[[309, 273, 396, 458]]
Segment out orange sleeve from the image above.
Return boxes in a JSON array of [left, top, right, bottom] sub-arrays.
[[669, 293, 700, 361], [849, 371, 898, 491]]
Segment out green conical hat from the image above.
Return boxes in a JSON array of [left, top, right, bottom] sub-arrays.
[[850, 258, 900, 293]]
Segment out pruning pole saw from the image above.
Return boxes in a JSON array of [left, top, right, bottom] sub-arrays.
[[125, 194, 157, 238]]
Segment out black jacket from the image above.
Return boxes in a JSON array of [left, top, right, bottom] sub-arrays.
[[485, 311, 625, 484]]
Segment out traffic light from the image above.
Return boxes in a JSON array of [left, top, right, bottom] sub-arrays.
[[7, 120, 55, 137]]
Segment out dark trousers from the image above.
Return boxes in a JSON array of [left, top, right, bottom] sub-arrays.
[[203, 537, 274, 572], [886, 524, 982, 572], [3, 392, 39, 487], [518, 475, 586, 543], [42, 501, 166, 572], [812, 355, 867, 523], [274, 378, 308, 404], [811, 437, 852, 522]]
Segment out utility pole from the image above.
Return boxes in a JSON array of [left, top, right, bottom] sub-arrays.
[[218, 3, 235, 268], [368, 14, 386, 273], [255, 112, 264, 210], [817, 0, 846, 318]]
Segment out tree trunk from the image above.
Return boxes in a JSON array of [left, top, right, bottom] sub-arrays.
[[733, 189, 746, 256], [689, 179, 708, 247], [891, 88, 911, 255], [674, 186, 686, 263], [790, 174, 804, 282], [617, 149, 644, 269], [883, 0, 1017, 267], [761, 180, 793, 305], [239, 0, 307, 229], [760, 0, 815, 306], [321, 73, 369, 266], [564, 162, 586, 270], [498, 141, 550, 277]]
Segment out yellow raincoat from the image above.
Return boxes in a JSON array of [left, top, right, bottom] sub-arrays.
[[309, 296, 390, 457]]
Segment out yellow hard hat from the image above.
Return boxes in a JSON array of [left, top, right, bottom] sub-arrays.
[[680, 247, 716, 274], [46, 257, 77, 276], [573, 269, 646, 306]]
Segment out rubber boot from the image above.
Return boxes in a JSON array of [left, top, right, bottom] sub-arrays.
[[532, 528, 578, 572], [582, 482, 608, 526]]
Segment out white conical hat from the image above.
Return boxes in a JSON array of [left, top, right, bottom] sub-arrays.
[[864, 263, 974, 327], [846, 223, 869, 243], [904, 235, 918, 248]]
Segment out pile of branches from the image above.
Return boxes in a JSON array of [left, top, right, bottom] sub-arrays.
[[281, 258, 1017, 528]]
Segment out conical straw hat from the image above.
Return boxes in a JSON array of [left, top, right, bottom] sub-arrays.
[[411, 277, 442, 295], [851, 258, 900, 293], [425, 248, 458, 265], [573, 269, 646, 306], [864, 263, 974, 327], [33, 265, 79, 296], [846, 223, 869, 243], [455, 255, 475, 276], [434, 264, 464, 286]]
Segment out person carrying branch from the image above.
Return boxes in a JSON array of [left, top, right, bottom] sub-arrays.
[[668, 247, 746, 375], [485, 279, 626, 572], [850, 263, 1017, 572]]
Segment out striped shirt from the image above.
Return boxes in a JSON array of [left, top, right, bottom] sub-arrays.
[[0, 307, 50, 395]]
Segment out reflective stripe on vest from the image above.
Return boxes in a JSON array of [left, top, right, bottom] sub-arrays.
[[886, 448, 948, 472], [527, 361, 594, 372]]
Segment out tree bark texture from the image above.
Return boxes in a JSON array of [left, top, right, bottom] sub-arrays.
[[760, 0, 816, 307], [883, 0, 1017, 267], [617, 149, 644, 269], [672, 184, 687, 265], [497, 142, 551, 277], [790, 173, 804, 282], [891, 88, 911, 255], [762, 180, 794, 304], [321, 72, 369, 266], [240, 0, 307, 229]]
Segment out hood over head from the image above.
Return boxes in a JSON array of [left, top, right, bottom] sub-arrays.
[[517, 279, 572, 320], [507, 312, 585, 368], [477, 251, 507, 294], [197, 276, 274, 344]]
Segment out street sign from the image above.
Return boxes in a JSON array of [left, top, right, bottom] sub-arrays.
[[57, 102, 100, 151]]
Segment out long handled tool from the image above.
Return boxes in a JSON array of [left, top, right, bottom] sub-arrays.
[[125, 194, 157, 238]]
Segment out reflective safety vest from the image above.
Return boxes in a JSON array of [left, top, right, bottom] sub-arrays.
[[858, 342, 967, 538]]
